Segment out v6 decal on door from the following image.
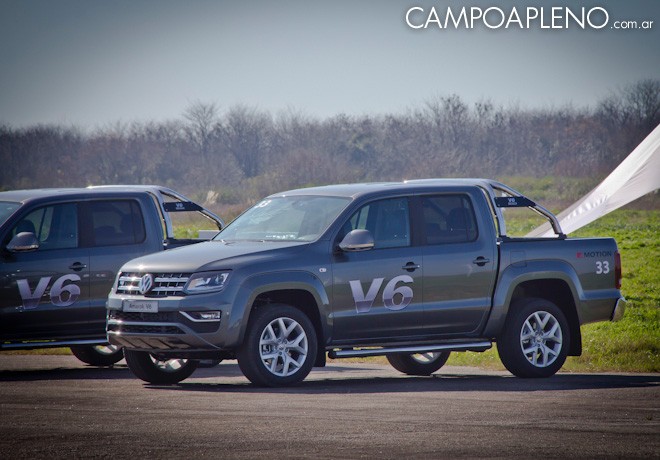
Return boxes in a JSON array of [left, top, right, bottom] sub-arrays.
[[16, 275, 81, 309], [349, 275, 414, 313]]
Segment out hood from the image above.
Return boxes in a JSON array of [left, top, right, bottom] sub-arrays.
[[120, 240, 309, 273]]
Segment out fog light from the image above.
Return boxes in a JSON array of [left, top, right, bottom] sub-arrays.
[[181, 311, 222, 322]]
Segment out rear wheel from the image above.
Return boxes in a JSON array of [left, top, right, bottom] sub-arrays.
[[387, 351, 450, 376], [123, 349, 198, 384], [497, 298, 570, 378], [70, 345, 124, 366], [237, 304, 317, 387]]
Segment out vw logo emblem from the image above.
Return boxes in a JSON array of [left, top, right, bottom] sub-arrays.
[[138, 274, 154, 295]]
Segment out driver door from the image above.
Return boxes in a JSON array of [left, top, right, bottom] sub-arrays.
[[0, 202, 91, 341], [331, 197, 425, 343]]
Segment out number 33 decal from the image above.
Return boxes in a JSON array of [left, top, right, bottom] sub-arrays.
[[596, 261, 610, 275]]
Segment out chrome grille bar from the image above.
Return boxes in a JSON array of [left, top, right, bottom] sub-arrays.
[[116, 272, 191, 297]]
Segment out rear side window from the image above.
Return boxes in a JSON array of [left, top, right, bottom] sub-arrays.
[[421, 194, 478, 244], [87, 200, 146, 247], [10, 203, 78, 250]]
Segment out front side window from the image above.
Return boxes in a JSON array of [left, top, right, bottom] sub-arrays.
[[11, 203, 78, 250], [340, 197, 410, 249], [217, 196, 350, 242], [422, 194, 478, 244]]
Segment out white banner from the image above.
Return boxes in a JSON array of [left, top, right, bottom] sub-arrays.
[[528, 124, 660, 237]]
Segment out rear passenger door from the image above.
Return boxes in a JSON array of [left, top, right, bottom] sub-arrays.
[[418, 192, 497, 336], [79, 199, 157, 332], [0, 202, 92, 341]]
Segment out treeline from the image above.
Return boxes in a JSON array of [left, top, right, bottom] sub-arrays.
[[1, 79, 657, 214]]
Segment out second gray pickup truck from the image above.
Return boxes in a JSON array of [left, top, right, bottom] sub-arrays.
[[0, 186, 223, 365], [107, 179, 625, 386]]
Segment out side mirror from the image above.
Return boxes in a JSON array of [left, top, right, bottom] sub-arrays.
[[7, 232, 40, 252], [339, 229, 374, 252]]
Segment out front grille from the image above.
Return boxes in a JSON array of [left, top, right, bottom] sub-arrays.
[[116, 272, 190, 297]]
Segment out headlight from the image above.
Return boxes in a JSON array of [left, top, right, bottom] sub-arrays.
[[184, 271, 230, 294]]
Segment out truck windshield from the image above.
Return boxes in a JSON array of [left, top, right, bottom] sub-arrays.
[[216, 196, 350, 242], [0, 201, 20, 227]]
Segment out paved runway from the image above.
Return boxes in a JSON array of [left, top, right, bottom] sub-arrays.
[[1, 354, 658, 459]]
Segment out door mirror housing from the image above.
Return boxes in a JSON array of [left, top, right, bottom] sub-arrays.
[[7, 232, 40, 252], [339, 229, 375, 252]]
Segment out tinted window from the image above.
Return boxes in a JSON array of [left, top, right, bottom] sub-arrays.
[[341, 197, 410, 249], [422, 194, 478, 244], [0, 201, 20, 227], [11, 203, 78, 250], [88, 200, 145, 246]]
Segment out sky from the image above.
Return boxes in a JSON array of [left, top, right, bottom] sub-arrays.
[[0, 0, 658, 128]]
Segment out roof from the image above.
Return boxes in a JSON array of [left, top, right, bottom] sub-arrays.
[[0, 185, 166, 204], [0, 185, 225, 232], [269, 178, 506, 200]]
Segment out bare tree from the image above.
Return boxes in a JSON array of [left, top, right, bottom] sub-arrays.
[[183, 101, 219, 158], [218, 105, 272, 178]]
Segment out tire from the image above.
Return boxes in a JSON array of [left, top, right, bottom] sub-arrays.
[[237, 304, 317, 387], [387, 351, 450, 376], [123, 349, 198, 384], [70, 345, 124, 366], [497, 298, 570, 378]]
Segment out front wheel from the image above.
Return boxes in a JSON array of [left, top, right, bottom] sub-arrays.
[[387, 351, 450, 376], [237, 304, 317, 387], [123, 349, 198, 384], [497, 298, 570, 378], [70, 345, 124, 366]]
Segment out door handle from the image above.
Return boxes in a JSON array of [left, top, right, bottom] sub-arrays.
[[402, 262, 421, 272], [472, 257, 490, 267], [69, 262, 87, 271]]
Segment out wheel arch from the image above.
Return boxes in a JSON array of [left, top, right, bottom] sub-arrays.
[[251, 289, 327, 367], [230, 271, 330, 367], [507, 281, 581, 356], [485, 261, 583, 356]]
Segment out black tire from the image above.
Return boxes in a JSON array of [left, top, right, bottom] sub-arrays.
[[497, 298, 570, 378], [387, 351, 450, 376], [123, 349, 198, 384], [237, 304, 317, 387], [70, 345, 124, 366]]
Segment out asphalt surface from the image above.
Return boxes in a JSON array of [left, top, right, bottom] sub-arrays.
[[0, 354, 658, 459]]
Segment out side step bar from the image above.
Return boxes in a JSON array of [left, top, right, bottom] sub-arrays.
[[328, 340, 492, 359], [0, 338, 108, 350]]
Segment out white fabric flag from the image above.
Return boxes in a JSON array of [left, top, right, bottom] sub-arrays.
[[527, 124, 660, 237]]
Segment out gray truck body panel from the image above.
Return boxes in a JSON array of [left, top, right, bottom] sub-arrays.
[[106, 179, 624, 361]]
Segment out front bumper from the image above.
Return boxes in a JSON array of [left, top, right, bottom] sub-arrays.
[[611, 297, 626, 322], [106, 293, 232, 352]]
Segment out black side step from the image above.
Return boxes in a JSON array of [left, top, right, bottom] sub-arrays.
[[328, 340, 492, 359]]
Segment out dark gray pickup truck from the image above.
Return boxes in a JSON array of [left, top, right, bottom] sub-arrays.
[[0, 186, 223, 365], [107, 179, 625, 386]]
